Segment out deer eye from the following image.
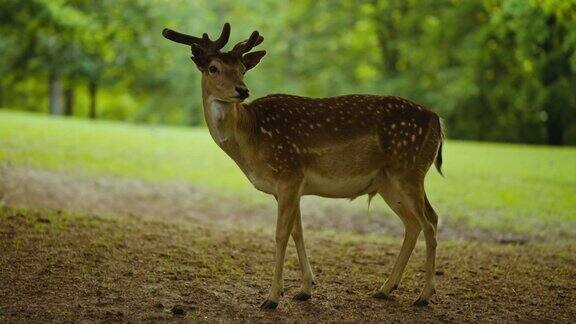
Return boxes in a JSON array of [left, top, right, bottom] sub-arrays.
[[208, 65, 218, 74]]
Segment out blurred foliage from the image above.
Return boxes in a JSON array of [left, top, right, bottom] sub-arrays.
[[0, 0, 575, 144]]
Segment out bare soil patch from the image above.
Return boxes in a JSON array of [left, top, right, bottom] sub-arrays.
[[0, 164, 567, 243], [0, 206, 574, 322]]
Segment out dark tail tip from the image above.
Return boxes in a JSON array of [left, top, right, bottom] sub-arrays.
[[434, 140, 444, 176], [434, 117, 445, 177]]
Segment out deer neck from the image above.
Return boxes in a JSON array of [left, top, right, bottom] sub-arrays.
[[203, 97, 236, 144], [201, 83, 254, 174], [201, 84, 240, 145]]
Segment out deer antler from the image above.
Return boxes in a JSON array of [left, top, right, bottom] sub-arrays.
[[232, 30, 264, 56], [163, 23, 266, 70], [162, 22, 231, 53]]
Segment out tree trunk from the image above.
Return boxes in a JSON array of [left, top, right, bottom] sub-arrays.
[[540, 16, 567, 145], [373, 0, 406, 76], [64, 87, 74, 116], [48, 71, 62, 115], [88, 81, 97, 119], [544, 85, 566, 146], [187, 104, 200, 126], [545, 107, 563, 145]]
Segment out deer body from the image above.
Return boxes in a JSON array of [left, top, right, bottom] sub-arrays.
[[164, 23, 443, 310], [205, 94, 441, 199]]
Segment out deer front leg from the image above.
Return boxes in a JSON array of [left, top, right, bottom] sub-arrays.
[[291, 209, 315, 301], [260, 181, 301, 310]]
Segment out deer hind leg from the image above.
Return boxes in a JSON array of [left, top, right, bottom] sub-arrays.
[[290, 208, 315, 301], [399, 181, 437, 307], [260, 180, 302, 310], [373, 182, 421, 299], [425, 194, 439, 229]]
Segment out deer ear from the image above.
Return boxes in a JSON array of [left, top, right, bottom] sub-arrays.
[[243, 50, 266, 70], [191, 44, 210, 70]]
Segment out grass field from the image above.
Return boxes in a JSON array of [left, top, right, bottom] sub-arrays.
[[1, 110, 575, 236]]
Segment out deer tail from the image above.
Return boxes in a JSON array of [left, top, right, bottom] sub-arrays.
[[434, 117, 445, 177]]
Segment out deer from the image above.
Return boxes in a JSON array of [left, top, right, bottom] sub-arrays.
[[162, 22, 444, 310]]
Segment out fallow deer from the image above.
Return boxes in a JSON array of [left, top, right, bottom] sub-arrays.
[[162, 23, 444, 309]]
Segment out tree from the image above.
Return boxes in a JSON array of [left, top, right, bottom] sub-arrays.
[[468, 0, 576, 144], [0, 0, 93, 115]]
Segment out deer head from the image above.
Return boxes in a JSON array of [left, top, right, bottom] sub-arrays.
[[162, 23, 267, 102]]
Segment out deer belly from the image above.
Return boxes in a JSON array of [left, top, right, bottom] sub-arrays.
[[303, 170, 379, 198], [246, 171, 276, 195]]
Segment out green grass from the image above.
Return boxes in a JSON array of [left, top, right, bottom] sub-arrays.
[[1, 110, 575, 234]]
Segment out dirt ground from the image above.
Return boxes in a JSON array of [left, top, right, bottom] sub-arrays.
[[1, 207, 575, 323], [0, 165, 575, 322]]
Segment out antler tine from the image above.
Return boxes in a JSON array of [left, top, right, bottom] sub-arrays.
[[162, 28, 203, 46], [212, 22, 231, 51], [162, 22, 231, 53], [232, 30, 264, 56]]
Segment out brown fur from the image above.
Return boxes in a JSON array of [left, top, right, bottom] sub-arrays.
[[242, 94, 441, 178]]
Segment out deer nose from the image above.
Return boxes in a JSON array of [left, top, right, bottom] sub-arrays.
[[235, 86, 249, 99]]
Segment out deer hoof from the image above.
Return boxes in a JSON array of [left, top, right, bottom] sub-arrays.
[[413, 297, 429, 307], [372, 291, 393, 300], [260, 299, 278, 310], [292, 292, 311, 301]]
